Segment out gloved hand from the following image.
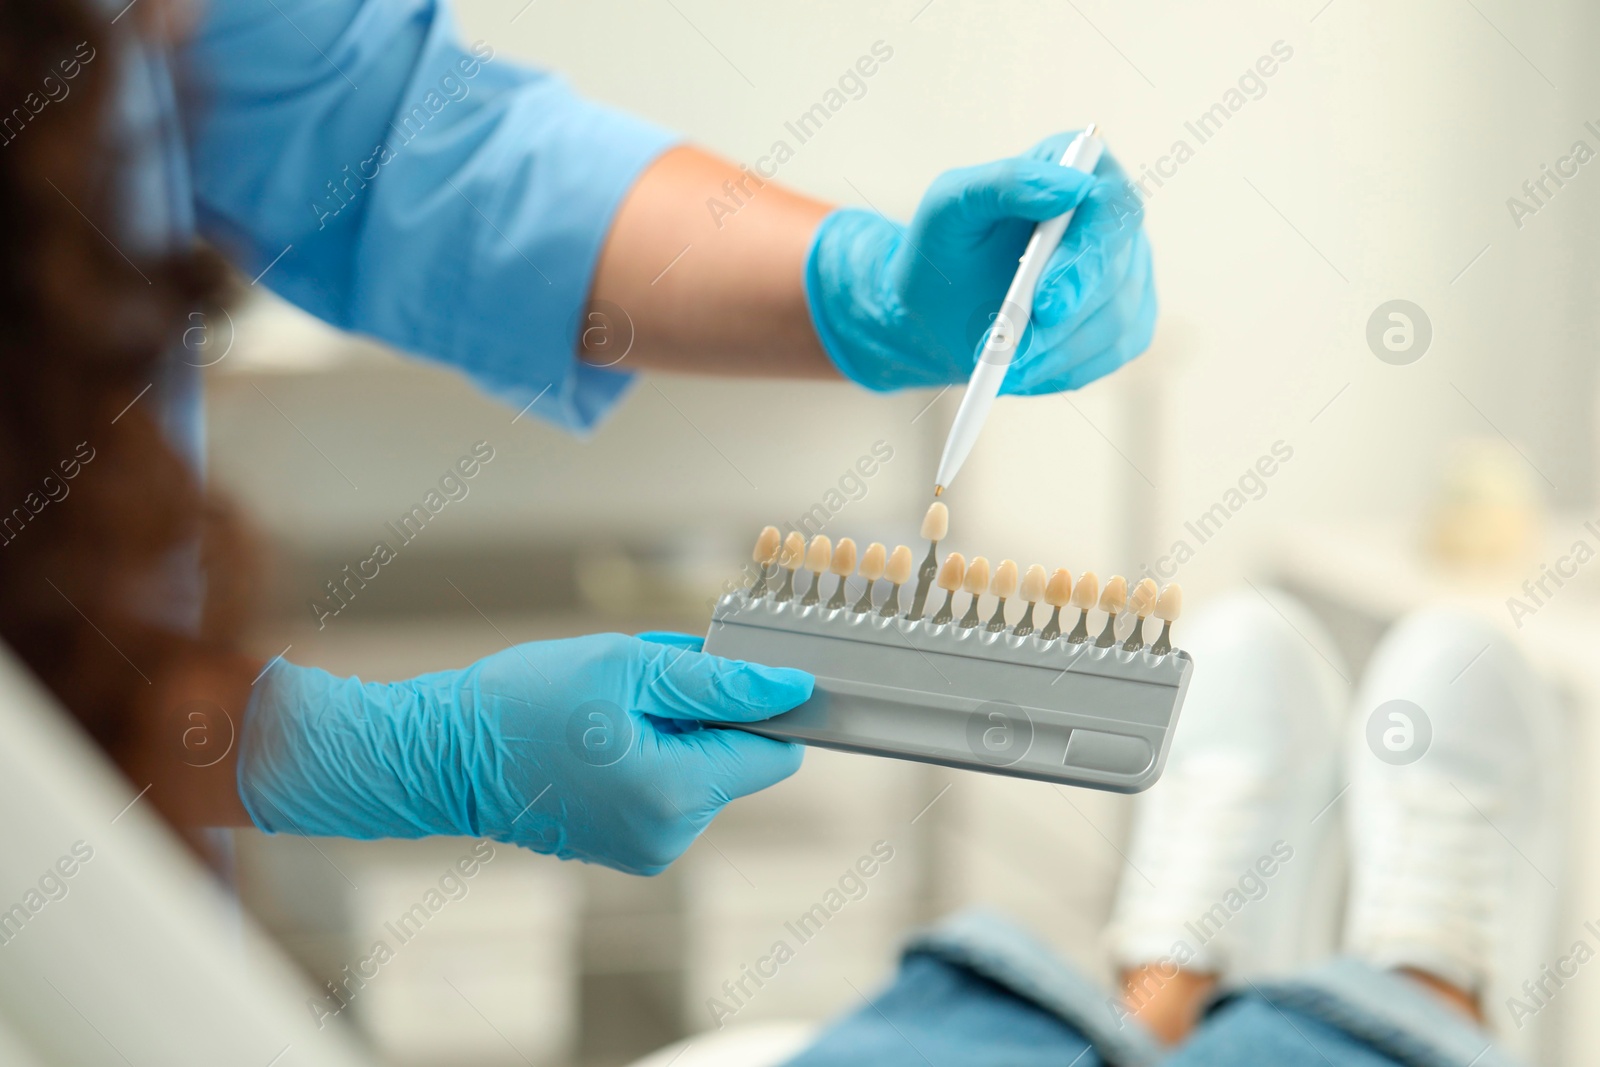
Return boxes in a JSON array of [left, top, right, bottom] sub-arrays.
[[806, 131, 1156, 395], [239, 632, 811, 875]]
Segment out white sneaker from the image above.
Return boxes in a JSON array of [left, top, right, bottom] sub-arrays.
[[1344, 608, 1563, 1052], [1108, 587, 1347, 978]]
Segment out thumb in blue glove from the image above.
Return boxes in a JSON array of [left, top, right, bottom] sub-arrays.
[[806, 130, 1155, 395], [238, 632, 811, 875]]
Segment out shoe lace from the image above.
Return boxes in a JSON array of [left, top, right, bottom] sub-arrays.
[[1351, 773, 1502, 973], [1118, 756, 1281, 939]]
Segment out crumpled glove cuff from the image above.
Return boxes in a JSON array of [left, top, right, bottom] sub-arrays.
[[238, 661, 478, 842]]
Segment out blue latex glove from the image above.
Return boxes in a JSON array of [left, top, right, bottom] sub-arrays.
[[806, 131, 1156, 395], [239, 632, 811, 875]]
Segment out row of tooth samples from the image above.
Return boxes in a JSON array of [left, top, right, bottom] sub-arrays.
[[745, 521, 1183, 655]]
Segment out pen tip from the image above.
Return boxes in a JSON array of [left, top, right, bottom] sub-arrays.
[[932, 485, 944, 497]]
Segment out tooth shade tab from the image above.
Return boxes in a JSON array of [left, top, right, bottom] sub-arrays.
[[1155, 583, 1183, 621], [886, 545, 915, 586], [1020, 565, 1047, 603], [1044, 568, 1073, 608], [859, 542, 888, 581], [990, 559, 1019, 600], [779, 531, 806, 569], [1038, 572, 1069, 640], [753, 526, 781, 565], [1098, 575, 1128, 614], [963, 556, 991, 596], [1129, 578, 1158, 618], [1070, 571, 1100, 610], [831, 537, 858, 576], [937, 552, 967, 591], [804, 535, 832, 573], [921, 501, 949, 541], [1093, 587, 1123, 647], [1150, 584, 1181, 656]]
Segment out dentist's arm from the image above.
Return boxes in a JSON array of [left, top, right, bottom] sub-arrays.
[[589, 134, 1156, 394], [188, 1, 1155, 427]]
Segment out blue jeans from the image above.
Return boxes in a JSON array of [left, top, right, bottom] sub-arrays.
[[783, 910, 1517, 1067]]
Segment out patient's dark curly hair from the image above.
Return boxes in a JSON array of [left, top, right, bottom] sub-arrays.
[[0, 1, 253, 768]]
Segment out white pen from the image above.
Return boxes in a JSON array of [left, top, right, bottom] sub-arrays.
[[932, 124, 1105, 497]]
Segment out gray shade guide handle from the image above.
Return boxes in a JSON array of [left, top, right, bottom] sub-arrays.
[[704, 594, 1192, 794]]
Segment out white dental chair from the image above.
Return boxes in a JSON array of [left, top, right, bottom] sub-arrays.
[[0, 644, 376, 1066]]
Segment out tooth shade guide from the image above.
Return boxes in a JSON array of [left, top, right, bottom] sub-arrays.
[[774, 559, 798, 602], [1020, 565, 1047, 603], [1122, 579, 1157, 649], [748, 525, 782, 598], [986, 560, 1018, 633], [800, 536, 833, 606], [753, 525, 781, 565], [936, 552, 967, 591], [1009, 565, 1045, 637], [1094, 575, 1128, 648], [1151, 583, 1182, 655], [778, 531, 805, 569], [1097, 575, 1128, 614], [1068, 570, 1099, 644], [907, 545, 938, 621], [851, 581, 877, 614], [1128, 578, 1158, 618], [1122, 620, 1147, 652], [1008, 566, 1041, 638], [907, 502, 948, 622], [990, 560, 1019, 599], [962, 556, 991, 595], [825, 538, 858, 610], [886, 546, 914, 586], [879, 545, 914, 618], [1039, 568, 1072, 641], [851, 584, 876, 613], [958, 555, 989, 629], [773, 531, 805, 603], [804, 535, 832, 574], [851, 542, 887, 613], [736, 525, 1185, 656], [702, 585, 1194, 794], [931, 552, 965, 625], [1093, 613, 1118, 647]]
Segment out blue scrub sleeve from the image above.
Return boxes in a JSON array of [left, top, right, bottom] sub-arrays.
[[184, 0, 679, 433]]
